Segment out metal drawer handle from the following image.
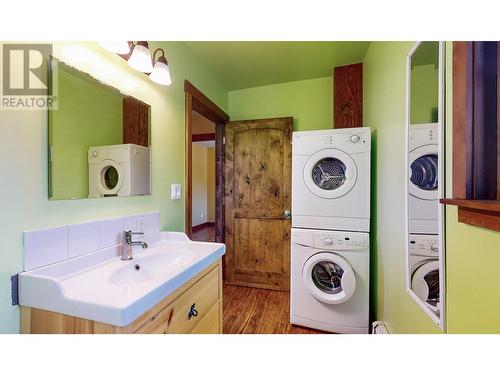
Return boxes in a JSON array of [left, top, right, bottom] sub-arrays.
[[188, 303, 198, 319]]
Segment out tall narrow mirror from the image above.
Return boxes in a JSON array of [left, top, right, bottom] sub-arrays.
[[406, 41, 445, 329]]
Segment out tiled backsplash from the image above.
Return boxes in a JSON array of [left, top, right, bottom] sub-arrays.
[[23, 211, 160, 271]]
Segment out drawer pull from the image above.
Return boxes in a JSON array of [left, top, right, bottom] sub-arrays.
[[188, 303, 198, 319]]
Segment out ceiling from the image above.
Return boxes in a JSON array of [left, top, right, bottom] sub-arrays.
[[184, 42, 370, 90]]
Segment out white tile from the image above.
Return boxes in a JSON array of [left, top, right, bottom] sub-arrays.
[[99, 217, 124, 249], [24, 226, 68, 271], [141, 211, 161, 236], [123, 215, 137, 232], [68, 222, 99, 258]]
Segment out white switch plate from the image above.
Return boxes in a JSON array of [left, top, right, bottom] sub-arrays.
[[171, 184, 182, 200]]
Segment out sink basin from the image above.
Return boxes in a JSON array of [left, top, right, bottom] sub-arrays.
[[108, 251, 195, 286], [19, 231, 225, 326]]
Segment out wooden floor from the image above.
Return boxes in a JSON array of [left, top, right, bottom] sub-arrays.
[[223, 284, 325, 334], [191, 223, 215, 242]]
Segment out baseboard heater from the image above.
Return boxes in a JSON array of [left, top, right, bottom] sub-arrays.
[[371, 321, 389, 334]]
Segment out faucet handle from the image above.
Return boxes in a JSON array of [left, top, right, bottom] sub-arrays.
[[123, 230, 144, 235], [123, 230, 144, 243]]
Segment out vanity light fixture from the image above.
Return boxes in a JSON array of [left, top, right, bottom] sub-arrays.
[[127, 41, 153, 73], [149, 48, 172, 86], [98, 41, 131, 55], [98, 41, 172, 85]]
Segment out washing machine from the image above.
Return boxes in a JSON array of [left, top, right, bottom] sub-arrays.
[[290, 228, 369, 333], [409, 233, 440, 315], [88, 144, 151, 198], [409, 123, 439, 234], [292, 128, 371, 232]]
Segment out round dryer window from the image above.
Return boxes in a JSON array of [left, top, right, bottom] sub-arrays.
[[412, 260, 440, 314], [303, 149, 357, 199], [409, 145, 438, 200], [103, 166, 120, 190], [302, 252, 356, 304], [97, 160, 123, 196]]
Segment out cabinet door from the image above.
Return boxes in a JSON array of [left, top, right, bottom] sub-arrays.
[[191, 302, 220, 334], [136, 265, 220, 334]]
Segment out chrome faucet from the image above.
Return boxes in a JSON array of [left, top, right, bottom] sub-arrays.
[[121, 230, 148, 261]]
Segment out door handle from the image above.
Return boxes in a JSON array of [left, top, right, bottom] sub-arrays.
[[283, 209, 292, 220]]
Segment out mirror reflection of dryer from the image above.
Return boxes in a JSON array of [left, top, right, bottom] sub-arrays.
[[409, 233, 440, 316], [409, 123, 439, 235], [88, 144, 151, 198], [291, 228, 369, 333]]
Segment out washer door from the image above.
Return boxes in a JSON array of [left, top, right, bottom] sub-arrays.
[[409, 145, 438, 201], [412, 260, 440, 313], [303, 149, 358, 199], [302, 252, 356, 304], [96, 160, 123, 196]]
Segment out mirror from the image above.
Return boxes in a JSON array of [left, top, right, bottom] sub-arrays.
[[48, 57, 151, 200], [405, 41, 445, 329]]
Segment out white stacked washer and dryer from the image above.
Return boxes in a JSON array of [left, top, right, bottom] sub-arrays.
[[290, 127, 371, 333], [408, 123, 440, 314]]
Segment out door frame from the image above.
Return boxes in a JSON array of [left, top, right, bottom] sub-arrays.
[[184, 80, 229, 242]]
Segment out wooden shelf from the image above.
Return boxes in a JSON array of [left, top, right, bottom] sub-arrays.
[[440, 199, 500, 212], [440, 199, 500, 232]]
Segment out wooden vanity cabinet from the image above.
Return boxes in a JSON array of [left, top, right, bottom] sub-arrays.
[[20, 260, 223, 334]]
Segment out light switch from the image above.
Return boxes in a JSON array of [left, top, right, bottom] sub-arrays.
[[171, 184, 182, 200], [136, 216, 145, 233]]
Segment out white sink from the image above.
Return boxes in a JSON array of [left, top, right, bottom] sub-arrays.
[[19, 232, 225, 327], [108, 251, 195, 286]]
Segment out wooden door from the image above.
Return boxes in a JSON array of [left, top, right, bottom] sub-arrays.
[[224, 117, 292, 291]]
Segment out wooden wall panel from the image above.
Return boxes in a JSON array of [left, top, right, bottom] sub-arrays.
[[123, 97, 149, 147], [334, 63, 363, 128]]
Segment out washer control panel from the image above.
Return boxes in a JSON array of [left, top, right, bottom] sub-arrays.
[[409, 234, 439, 256], [315, 232, 368, 249]]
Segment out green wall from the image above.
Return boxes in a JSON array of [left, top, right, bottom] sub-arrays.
[[363, 41, 442, 333], [228, 76, 333, 131], [50, 63, 124, 199], [410, 64, 438, 124], [0, 41, 227, 333]]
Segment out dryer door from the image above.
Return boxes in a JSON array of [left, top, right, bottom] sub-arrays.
[[96, 160, 123, 196], [303, 149, 358, 199], [412, 260, 440, 313], [302, 252, 356, 304], [409, 144, 438, 200]]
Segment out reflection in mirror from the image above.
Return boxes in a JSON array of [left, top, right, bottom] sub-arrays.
[[48, 57, 151, 200], [407, 41, 444, 326]]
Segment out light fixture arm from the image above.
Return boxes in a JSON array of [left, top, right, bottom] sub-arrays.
[[152, 48, 168, 65]]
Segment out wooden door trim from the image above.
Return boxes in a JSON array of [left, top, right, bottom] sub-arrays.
[[184, 80, 229, 242]]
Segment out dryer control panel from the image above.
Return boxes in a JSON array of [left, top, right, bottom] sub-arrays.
[[293, 128, 371, 155]]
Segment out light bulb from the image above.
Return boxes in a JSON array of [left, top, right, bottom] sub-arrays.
[[127, 42, 153, 73], [150, 57, 172, 86]]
